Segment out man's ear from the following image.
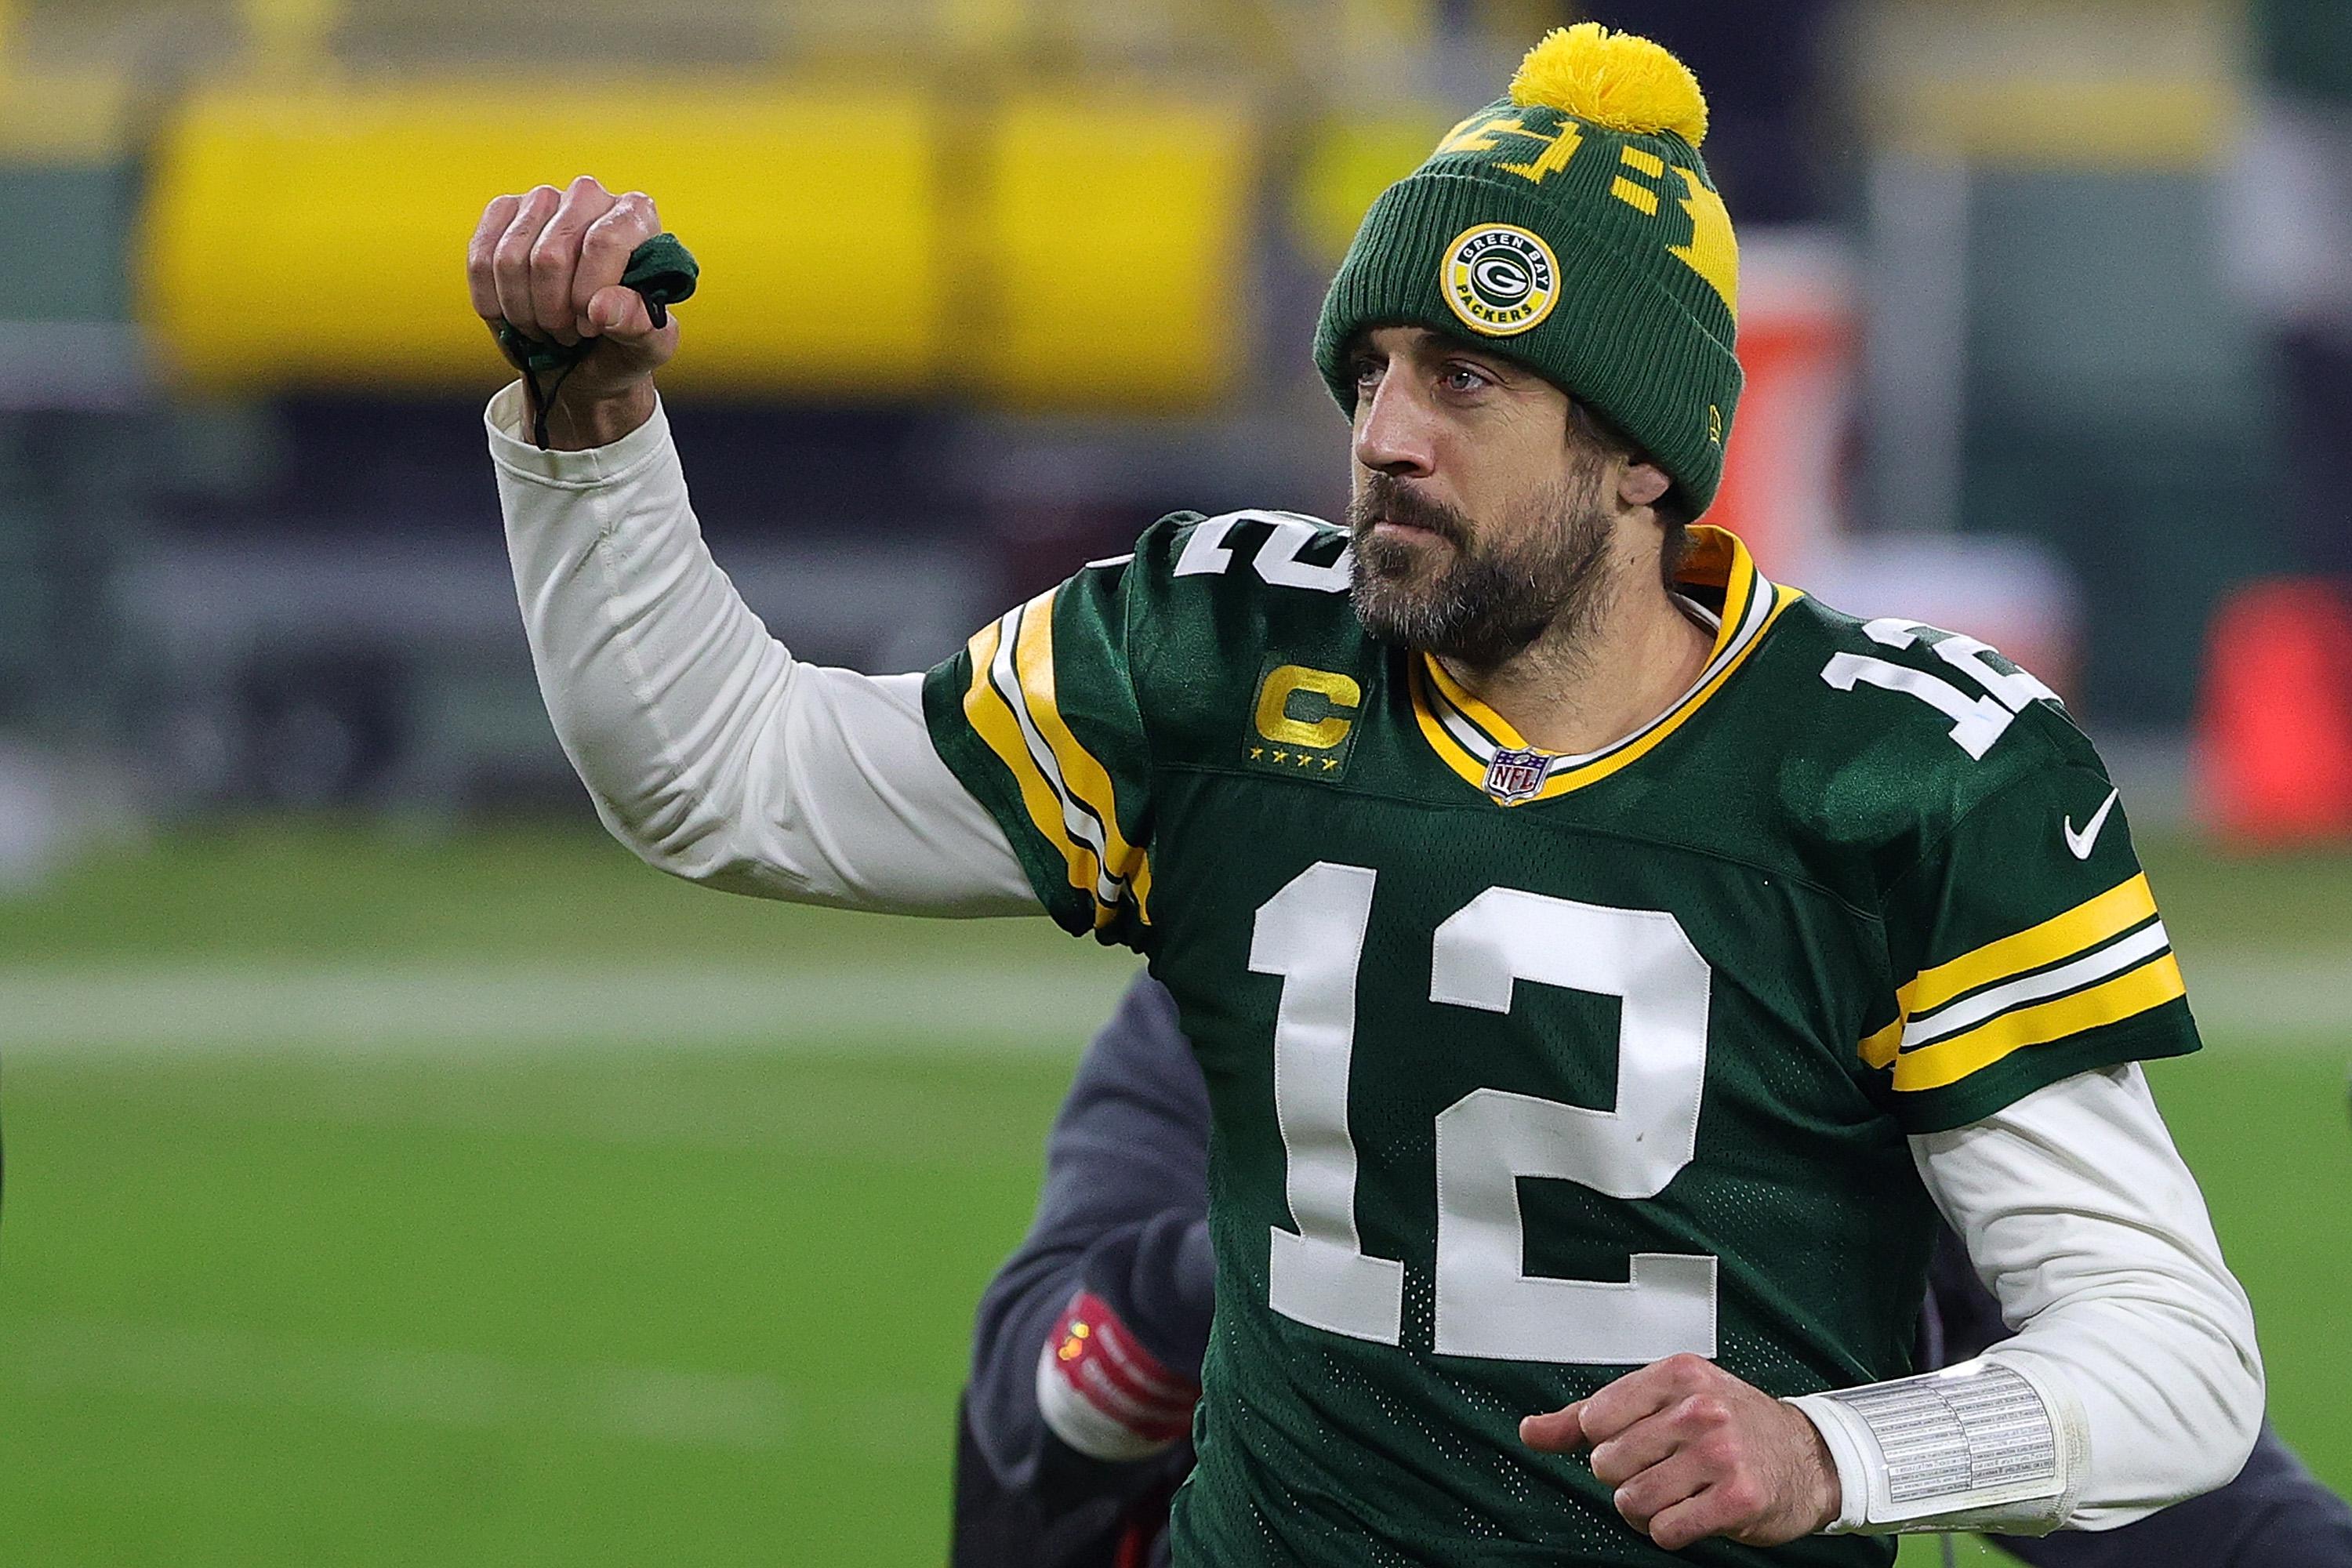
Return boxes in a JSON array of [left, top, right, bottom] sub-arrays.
[[1617, 459, 1671, 510]]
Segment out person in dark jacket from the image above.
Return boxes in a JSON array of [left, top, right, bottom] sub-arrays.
[[952, 978, 1205, 1568], [953, 975, 2352, 1568]]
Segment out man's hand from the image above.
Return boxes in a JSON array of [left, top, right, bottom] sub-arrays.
[[466, 176, 676, 448], [1521, 1353, 1842, 1551]]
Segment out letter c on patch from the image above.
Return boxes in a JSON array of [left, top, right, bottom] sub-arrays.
[[1255, 666, 1362, 750]]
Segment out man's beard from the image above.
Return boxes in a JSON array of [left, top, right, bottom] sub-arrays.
[[1346, 466, 1615, 669]]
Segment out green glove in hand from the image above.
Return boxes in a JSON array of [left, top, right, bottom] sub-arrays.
[[495, 233, 698, 448]]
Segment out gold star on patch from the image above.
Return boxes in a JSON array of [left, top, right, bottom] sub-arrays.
[[1272, 751, 1288, 764], [1294, 753, 1315, 768], [1320, 757, 1338, 771], [1249, 746, 1264, 760]]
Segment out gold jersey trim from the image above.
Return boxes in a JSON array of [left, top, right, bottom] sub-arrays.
[[1410, 526, 1797, 804]]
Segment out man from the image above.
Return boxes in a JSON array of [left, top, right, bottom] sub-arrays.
[[474, 24, 2262, 1562], [952, 973, 2352, 1568]]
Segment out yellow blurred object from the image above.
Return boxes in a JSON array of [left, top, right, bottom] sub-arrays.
[[1292, 111, 1451, 264], [0, 67, 138, 162], [1338, 0, 1436, 60], [937, 0, 1026, 56], [139, 75, 1258, 408], [975, 86, 1256, 410], [1508, 22, 1708, 147], [240, 0, 342, 73], [138, 80, 947, 396], [1890, 76, 2239, 169], [1853, 0, 2241, 170]]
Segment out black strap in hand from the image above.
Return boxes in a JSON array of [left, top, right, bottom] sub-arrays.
[[495, 232, 699, 449]]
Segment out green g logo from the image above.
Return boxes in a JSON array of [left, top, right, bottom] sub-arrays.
[[1441, 224, 1559, 337]]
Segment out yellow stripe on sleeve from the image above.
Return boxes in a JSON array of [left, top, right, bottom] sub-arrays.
[[1009, 588, 1152, 926], [1891, 953, 2186, 1093], [1860, 1015, 1904, 1071], [959, 614, 1099, 910], [1900, 873, 2160, 1017]]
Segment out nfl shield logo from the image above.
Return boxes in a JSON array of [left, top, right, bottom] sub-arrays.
[[1482, 747, 1550, 805]]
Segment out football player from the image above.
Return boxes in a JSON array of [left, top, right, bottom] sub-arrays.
[[949, 973, 2352, 1568], [474, 23, 2263, 1563]]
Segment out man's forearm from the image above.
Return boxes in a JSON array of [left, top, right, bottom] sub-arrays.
[[488, 381, 1037, 913], [1791, 1065, 2264, 1537]]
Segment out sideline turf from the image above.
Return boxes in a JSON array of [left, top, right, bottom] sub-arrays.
[[0, 822, 2343, 1565]]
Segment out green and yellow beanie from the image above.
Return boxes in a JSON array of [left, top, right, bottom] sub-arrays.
[[1313, 24, 1744, 514]]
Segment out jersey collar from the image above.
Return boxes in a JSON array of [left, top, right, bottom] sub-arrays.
[[1410, 526, 1802, 806]]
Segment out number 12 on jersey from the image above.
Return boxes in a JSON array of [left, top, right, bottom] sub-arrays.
[[1253, 862, 1719, 1365]]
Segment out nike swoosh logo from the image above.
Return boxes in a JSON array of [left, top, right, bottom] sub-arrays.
[[2063, 787, 2122, 859]]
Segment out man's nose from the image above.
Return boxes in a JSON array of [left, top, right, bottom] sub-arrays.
[[1352, 377, 1437, 479]]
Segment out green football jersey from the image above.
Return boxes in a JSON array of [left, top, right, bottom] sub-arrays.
[[921, 513, 2197, 1566]]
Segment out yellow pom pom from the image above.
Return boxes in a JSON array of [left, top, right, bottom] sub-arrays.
[[1508, 22, 1709, 147]]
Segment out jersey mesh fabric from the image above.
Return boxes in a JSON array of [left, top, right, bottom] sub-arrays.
[[921, 514, 2199, 1566]]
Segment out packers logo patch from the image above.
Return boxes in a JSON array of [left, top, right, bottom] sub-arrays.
[[1440, 224, 1559, 337]]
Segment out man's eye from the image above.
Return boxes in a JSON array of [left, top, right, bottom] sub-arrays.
[[1352, 359, 1383, 387], [1442, 365, 1490, 392]]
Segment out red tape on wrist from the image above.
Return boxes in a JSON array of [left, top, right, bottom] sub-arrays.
[[1040, 1290, 1200, 1456]]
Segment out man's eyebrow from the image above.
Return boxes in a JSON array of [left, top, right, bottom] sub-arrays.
[[1439, 343, 1519, 379], [1341, 328, 1519, 379]]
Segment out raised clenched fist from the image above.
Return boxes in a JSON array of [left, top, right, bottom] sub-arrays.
[[466, 175, 675, 446]]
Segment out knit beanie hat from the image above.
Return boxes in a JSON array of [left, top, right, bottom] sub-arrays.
[[1313, 24, 1743, 514]]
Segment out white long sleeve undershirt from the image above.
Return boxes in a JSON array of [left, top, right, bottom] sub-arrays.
[[491, 383, 1033, 916], [1801, 1061, 2263, 1534], [488, 384, 2263, 1532]]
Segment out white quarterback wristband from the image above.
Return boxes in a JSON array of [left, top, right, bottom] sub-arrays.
[[1788, 1357, 2087, 1535]]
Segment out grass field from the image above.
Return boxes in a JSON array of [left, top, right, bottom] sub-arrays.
[[2, 819, 2346, 1565]]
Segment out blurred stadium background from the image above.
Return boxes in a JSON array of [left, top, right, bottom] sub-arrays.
[[0, 0, 2347, 1562]]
